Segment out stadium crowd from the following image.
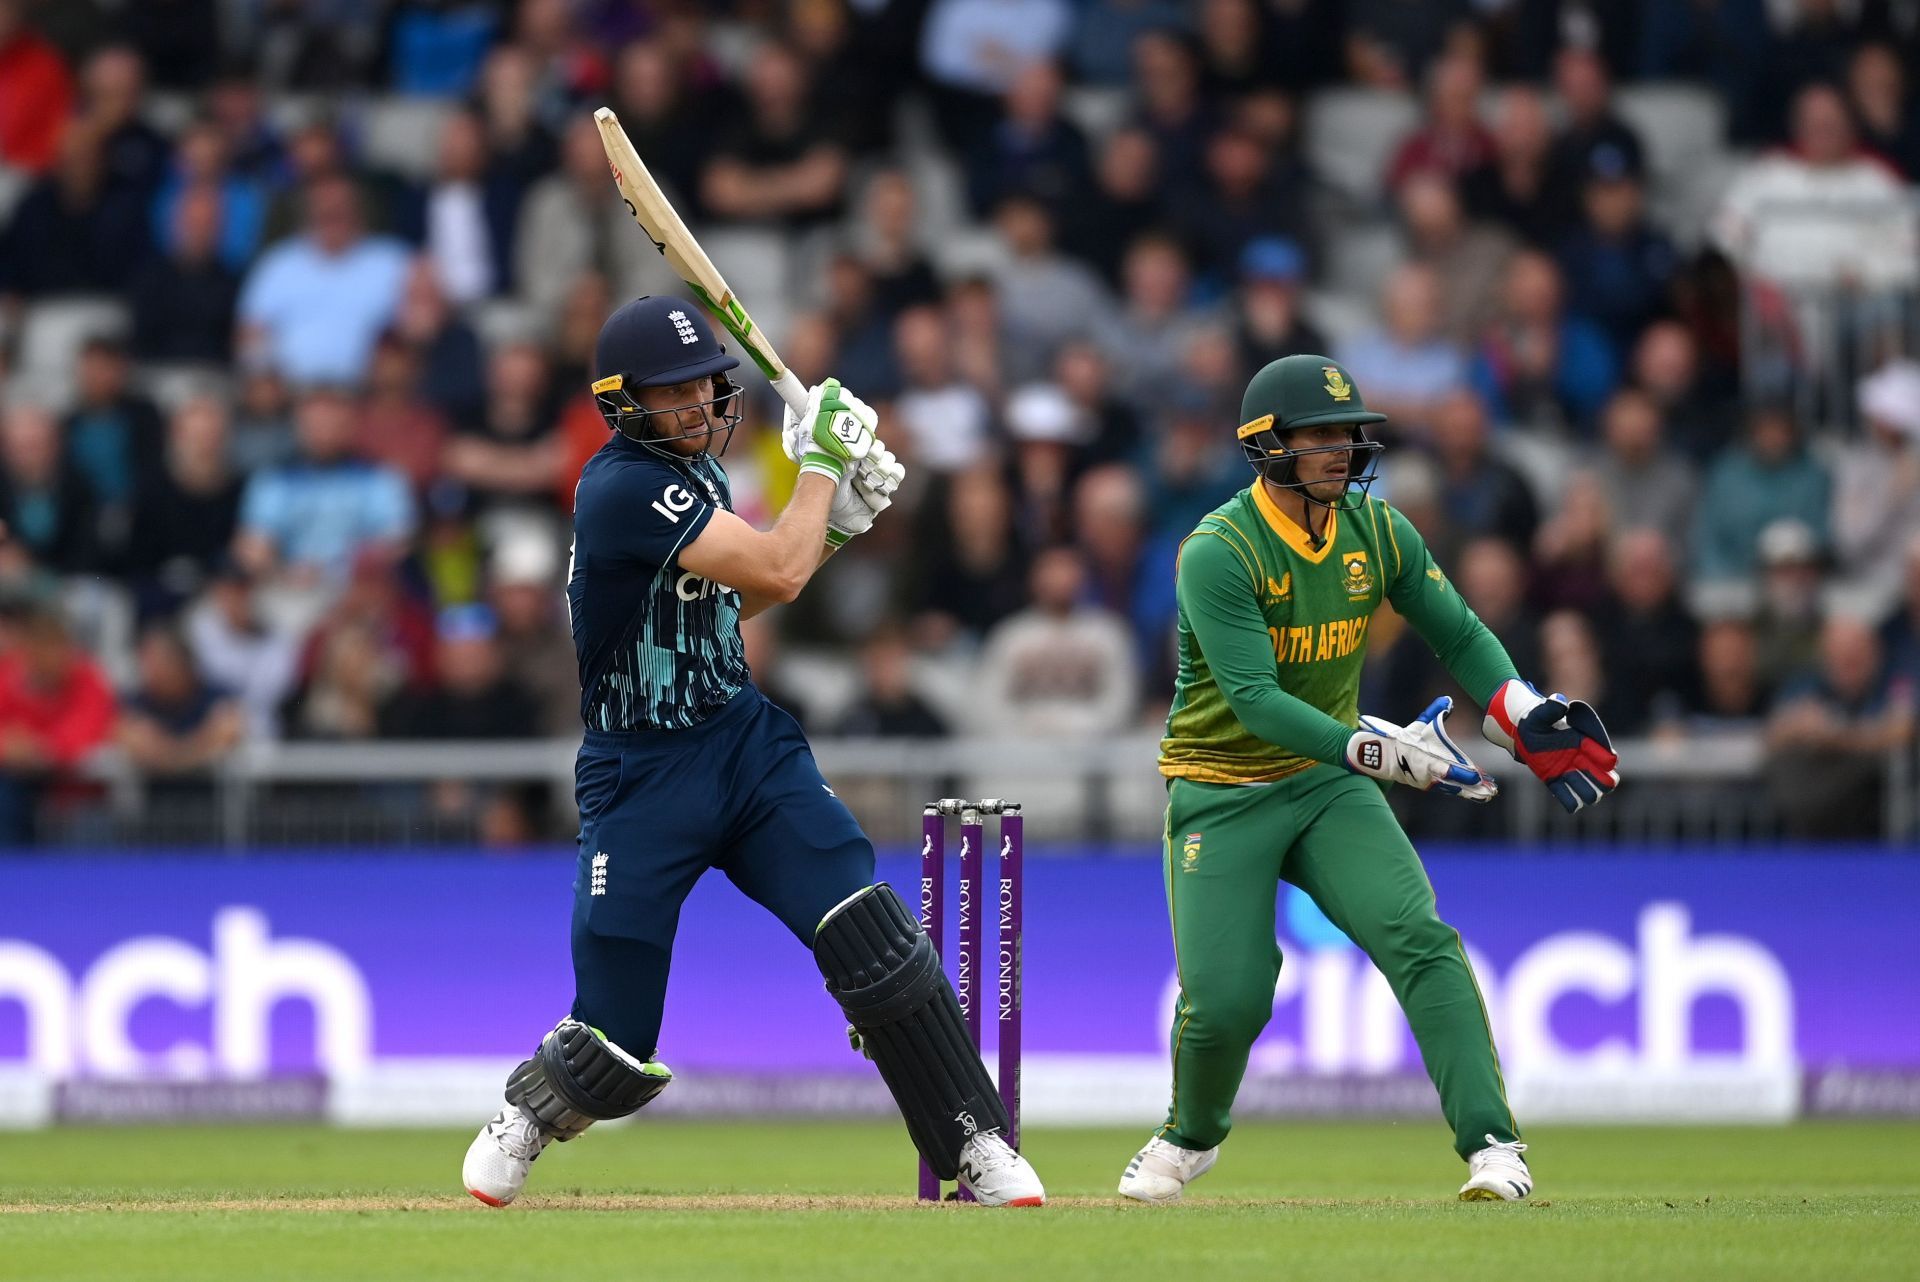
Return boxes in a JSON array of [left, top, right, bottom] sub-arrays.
[[0, 0, 1918, 842]]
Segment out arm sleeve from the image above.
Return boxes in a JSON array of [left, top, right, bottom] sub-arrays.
[[1178, 531, 1354, 766], [581, 460, 716, 568], [1378, 501, 1521, 708]]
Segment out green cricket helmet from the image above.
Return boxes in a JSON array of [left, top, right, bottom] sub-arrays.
[[1238, 354, 1387, 507]]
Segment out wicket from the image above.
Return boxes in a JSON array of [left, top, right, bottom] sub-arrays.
[[918, 798, 1024, 1202]]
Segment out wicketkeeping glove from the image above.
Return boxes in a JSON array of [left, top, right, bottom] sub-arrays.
[[783, 378, 878, 484], [1346, 696, 1499, 801], [1483, 678, 1620, 814]]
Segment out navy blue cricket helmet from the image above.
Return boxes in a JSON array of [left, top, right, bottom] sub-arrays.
[[590, 295, 744, 456]]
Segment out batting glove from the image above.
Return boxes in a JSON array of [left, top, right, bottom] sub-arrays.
[[1346, 696, 1499, 801], [784, 378, 877, 483], [1483, 678, 1620, 814], [823, 446, 904, 547]]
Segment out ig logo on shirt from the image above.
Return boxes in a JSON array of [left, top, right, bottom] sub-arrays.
[[651, 484, 696, 523]]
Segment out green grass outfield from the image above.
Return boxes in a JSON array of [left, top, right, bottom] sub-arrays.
[[2, 1121, 1916, 1281]]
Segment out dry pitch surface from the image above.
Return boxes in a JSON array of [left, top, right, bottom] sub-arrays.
[[1, 1120, 1915, 1281]]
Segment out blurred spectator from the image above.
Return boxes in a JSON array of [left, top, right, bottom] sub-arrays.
[[1544, 47, 1644, 223], [0, 124, 150, 298], [833, 628, 949, 738], [379, 605, 538, 739], [1591, 388, 1697, 549], [116, 624, 242, 777], [820, 254, 901, 397], [1462, 85, 1558, 247], [1346, 0, 1472, 89], [285, 618, 401, 740], [1232, 238, 1330, 374], [1428, 391, 1538, 556], [1766, 615, 1915, 838], [0, 404, 97, 573], [443, 340, 562, 515], [233, 386, 416, 590], [990, 195, 1112, 375], [1631, 319, 1735, 465], [1073, 464, 1175, 680], [1528, 470, 1612, 618], [1471, 250, 1617, 432], [1097, 232, 1214, 413], [78, 45, 168, 196], [230, 369, 296, 473], [910, 466, 1030, 648], [1764, 0, 1865, 132], [1172, 124, 1312, 285], [516, 114, 673, 324], [0, 0, 74, 174], [1596, 528, 1699, 735], [384, 0, 500, 97], [150, 119, 269, 272], [701, 43, 850, 230], [184, 561, 301, 741], [405, 107, 513, 305], [788, 0, 903, 157], [976, 546, 1136, 735], [1249, 0, 1346, 93], [63, 337, 165, 558], [0, 606, 116, 844], [1832, 361, 1920, 618], [391, 260, 486, 424], [1068, 126, 1163, 287], [1538, 607, 1607, 711], [1398, 171, 1514, 347], [891, 306, 993, 473], [1555, 146, 1677, 359], [1150, 396, 1248, 542], [922, 0, 1071, 137], [128, 393, 242, 616], [1693, 406, 1831, 587], [1686, 618, 1767, 734], [605, 39, 705, 211], [129, 183, 241, 364], [852, 170, 941, 322], [967, 58, 1090, 219], [946, 274, 1012, 397], [1006, 382, 1087, 547], [549, 269, 612, 393], [476, 42, 558, 190], [204, 62, 284, 184], [1339, 264, 1467, 440], [489, 533, 575, 738], [1386, 52, 1494, 191], [262, 121, 401, 244], [357, 333, 451, 493], [1845, 42, 1919, 178], [741, 613, 809, 727], [513, 0, 608, 126], [1379, 535, 1540, 717], [1131, 29, 1215, 187], [239, 175, 410, 385], [1054, 341, 1143, 482], [1881, 535, 1920, 686], [1712, 83, 1918, 291], [1753, 518, 1827, 692]]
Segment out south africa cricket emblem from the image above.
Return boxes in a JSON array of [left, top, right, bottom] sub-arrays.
[[1343, 550, 1374, 599], [1180, 832, 1202, 873], [1323, 366, 1353, 402]]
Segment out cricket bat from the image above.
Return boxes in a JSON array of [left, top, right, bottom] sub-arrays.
[[592, 106, 810, 419]]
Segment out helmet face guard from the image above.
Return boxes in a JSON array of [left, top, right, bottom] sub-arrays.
[[592, 371, 744, 459], [1238, 413, 1386, 511]]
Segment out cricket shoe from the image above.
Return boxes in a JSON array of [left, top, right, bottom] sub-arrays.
[[463, 1105, 552, 1206], [1118, 1135, 1218, 1203], [956, 1130, 1046, 1207], [1459, 1135, 1532, 1202]]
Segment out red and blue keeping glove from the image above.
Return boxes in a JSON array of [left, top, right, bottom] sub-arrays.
[[1483, 679, 1620, 814]]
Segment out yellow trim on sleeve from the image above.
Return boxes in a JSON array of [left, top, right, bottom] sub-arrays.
[[1180, 527, 1259, 596], [1251, 481, 1339, 564], [1376, 499, 1404, 579], [1208, 516, 1267, 586]]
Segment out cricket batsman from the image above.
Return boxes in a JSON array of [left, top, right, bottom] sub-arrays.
[[462, 296, 1044, 1207], [1118, 354, 1619, 1204]]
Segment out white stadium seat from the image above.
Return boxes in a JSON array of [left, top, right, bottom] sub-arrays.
[[359, 96, 457, 183], [1304, 87, 1420, 210]]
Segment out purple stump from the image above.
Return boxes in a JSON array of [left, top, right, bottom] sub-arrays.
[[918, 806, 943, 1203], [997, 806, 1023, 1150], [956, 807, 984, 1202]]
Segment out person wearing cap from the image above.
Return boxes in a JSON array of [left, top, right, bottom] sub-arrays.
[[1832, 361, 1920, 618], [1119, 353, 1620, 1207], [1232, 236, 1329, 374], [1554, 139, 1677, 359], [462, 296, 1045, 1209]]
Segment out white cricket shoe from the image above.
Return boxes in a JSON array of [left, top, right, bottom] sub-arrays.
[[1118, 1134, 1218, 1203], [1459, 1135, 1532, 1201], [956, 1131, 1046, 1207], [463, 1105, 553, 1206]]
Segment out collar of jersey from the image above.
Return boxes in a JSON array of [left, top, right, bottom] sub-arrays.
[[1252, 481, 1338, 563]]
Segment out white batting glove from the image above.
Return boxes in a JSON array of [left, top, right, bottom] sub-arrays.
[[784, 378, 878, 483], [824, 446, 905, 547], [1345, 696, 1499, 802]]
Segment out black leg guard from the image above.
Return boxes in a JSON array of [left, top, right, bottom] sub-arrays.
[[815, 884, 1010, 1180], [505, 1020, 671, 1140]]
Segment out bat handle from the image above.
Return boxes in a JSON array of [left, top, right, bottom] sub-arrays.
[[769, 369, 809, 421]]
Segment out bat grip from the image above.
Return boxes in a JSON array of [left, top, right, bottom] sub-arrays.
[[769, 369, 809, 420]]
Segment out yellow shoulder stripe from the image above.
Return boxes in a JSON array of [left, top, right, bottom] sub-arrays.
[[1180, 526, 1259, 596], [1373, 498, 1404, 579]]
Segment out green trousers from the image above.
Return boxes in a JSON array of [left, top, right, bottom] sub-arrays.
[[1160, 769, 1518, 1160]]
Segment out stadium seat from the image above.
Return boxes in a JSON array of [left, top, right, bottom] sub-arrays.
[[144, 91, 196, 138], [1061, 86, 1132, 144], [470, 298, 549, 348], [1303, 87, 1420, 210], [16, 297, 131, 407], [1320, 220, 1405, 300], [690, 227, 792, 344], [359, 96, 457, 183], [1613, 84, 1733, 247], [137, 361, 233, 413]]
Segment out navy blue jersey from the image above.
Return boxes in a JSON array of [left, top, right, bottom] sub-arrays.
[[568, 435, 747, 731]]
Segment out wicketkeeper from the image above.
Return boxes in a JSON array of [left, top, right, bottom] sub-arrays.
[[1120, 354, 1620, 1204]]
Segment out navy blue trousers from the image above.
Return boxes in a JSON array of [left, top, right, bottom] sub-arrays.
[[567, 684, 874, 1058]]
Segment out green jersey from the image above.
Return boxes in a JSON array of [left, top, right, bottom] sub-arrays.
[[1160, 483, 1519, 784]]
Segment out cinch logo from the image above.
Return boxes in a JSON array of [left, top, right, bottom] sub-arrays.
[[668, 309, 699, 345], [0, 908, 371, 1078], [673, 571, 732, 602]]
